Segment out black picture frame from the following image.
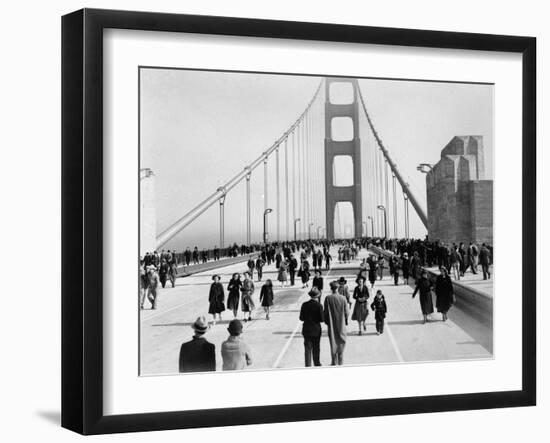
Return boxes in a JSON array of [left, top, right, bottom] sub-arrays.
[[61, 8, 536, 435]]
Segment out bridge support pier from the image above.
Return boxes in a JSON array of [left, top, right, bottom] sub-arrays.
[[324, 78, 362, 240]]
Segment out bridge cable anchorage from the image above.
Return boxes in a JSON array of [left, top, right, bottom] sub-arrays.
[[357, 85, 428, 230], [154, 79, 324, 249]]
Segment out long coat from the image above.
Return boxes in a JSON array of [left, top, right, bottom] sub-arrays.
[[208, 282, 225, 314], [178, 337, 215, 373], [259, 284, 274, 307], [277, 262, 288, 282], [324, 293, 349, 349], [300, 298, 323, 337], [240, 279, 255, 312], [412, 276, 434, 315], [227, 279, 241, 311], [435, 274, 454, 313], [351, 285, 370, 321]]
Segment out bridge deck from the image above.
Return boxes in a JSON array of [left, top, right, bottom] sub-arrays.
[[140, 247, 492, 376]]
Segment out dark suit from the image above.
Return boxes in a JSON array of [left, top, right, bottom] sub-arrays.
[[289, 258, 298, 286], [178, 336, 216, 373], [299, 299, 323, 366]]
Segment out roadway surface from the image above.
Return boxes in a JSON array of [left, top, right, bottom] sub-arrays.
[[140, 247, 492, 375]]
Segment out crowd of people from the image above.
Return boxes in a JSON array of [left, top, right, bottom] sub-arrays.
[[140, 236, 492, 372]]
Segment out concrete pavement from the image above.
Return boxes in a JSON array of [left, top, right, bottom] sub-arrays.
[[139, 247, 492, 376]]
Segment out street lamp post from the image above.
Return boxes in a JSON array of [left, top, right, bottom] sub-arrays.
[[377, 205, 388, 239], [317, 226, 322, 240], [367, 216, 374, 238], [362, 221, 367, 237], [217, 187, 227, 248], [263, 208, 273, 244], [308, 222, 314, 240], [294, 218, 301, 242]]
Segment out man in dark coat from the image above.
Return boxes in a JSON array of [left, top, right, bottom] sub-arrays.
[[479, 243, 491, 280], [178, 316, 215, 373], [255, 256, 265, 281], [299, 287, 324, 367], [289, 254, 298, 286]]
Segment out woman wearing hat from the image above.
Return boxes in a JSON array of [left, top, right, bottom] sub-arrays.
[[351, 276, 370, 334], [208, 274, 225, 324], [259, 279, 274, 320], [299, 258, 311, 289], [227, 273, 242, 319], [240, 272, 255, 322], [412, 269, 434, 323], [277, 259, 288, 287], [435, 266, 455, 321]]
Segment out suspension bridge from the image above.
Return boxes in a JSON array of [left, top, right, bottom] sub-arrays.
[[139, 75, 493, 375]]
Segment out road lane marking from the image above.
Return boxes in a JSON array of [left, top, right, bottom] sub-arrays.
[[385, 323, 405, 362], [270, 256, 343, 368], [272, 314, 303, 368]]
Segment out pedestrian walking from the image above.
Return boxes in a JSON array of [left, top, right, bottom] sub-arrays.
[[227, 273, 242, 319], [221, 319, 253, 371], [351, 276, 370, 335], [178, 316, 215, 373], [412, 269, 434, 323], [337, 277, 352, 309], [435, 266, 455, 321], [299, 287, 323, 367], [324, 251, 332, 270], [401, 252, 410, 284], [479, 243, 492, 280], [377, 255, 385, 280], [240, 272, 255, 322], [289, 254, 298, 286], [144, 265, 159, 309], [324, 281, 349, 366], [299, 259, 311, 288], [367, 255, 377, 288], [259, 279, 274, 320], [256, 256, 265, 281], [208, 274, 225, 324], [158, 259, 169, 288], [277, 259, 289, 286], [312, 269, 324, 299], [370, 290, 388, 335], [391, 254, 400, 285], [247, 256, 255, 279]]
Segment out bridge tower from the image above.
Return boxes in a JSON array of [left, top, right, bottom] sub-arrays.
[[324, 78, 362, 240]]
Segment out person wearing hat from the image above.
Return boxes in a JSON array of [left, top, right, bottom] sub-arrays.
[[178, 316, 215, 373], [288, 254, 298, 286], [435, 266, 454, 321], [412, 269, 434, 323], [351, 276, 370, 335], [324, 281, 349, 366], [337, 277, 351, 309], [221, 319, 252, 371], [208, 274, 225, 324], [299, 287, 324, 367], [312, 269, 324, 301]]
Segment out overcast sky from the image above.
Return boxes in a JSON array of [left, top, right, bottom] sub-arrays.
[[140, 68, 493, 250]]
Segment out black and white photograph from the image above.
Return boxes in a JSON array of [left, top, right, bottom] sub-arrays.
[[139, 69, 494, 376]]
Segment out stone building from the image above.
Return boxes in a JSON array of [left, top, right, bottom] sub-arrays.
[[426, 136, 493, 245], [140, 168, 157, 256]]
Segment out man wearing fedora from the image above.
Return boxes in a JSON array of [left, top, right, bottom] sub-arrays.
[[324, 281, 349, 366], [178, 316, 216, 373], [221, 319, 253, 371], [299, 287, 324, 367]]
